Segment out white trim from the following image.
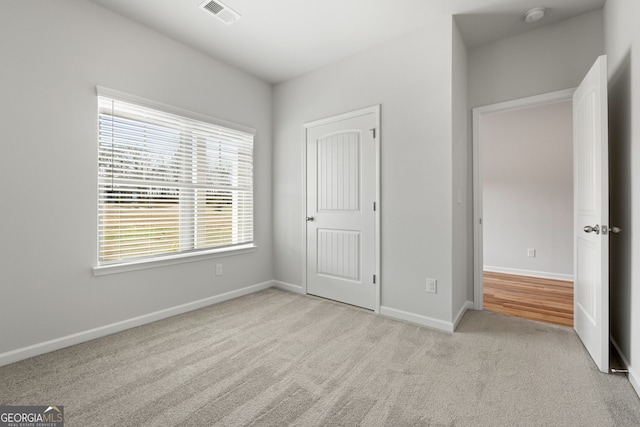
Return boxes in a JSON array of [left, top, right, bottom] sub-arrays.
[[473, 88, 576, 310], [273, 281, 305, 295], [301, 124, 308, 296], [473, 103, 483, 310], [483, 266, 573, 282], [302, 105, 381, 313], [453, 301, 474, 330], [96, 86, 255, 135], [380, 306, 454, 333], [628, 369, 639, 396], [93, 244, 257, 276], [473, 88, 575, 117], [0, 280, 273, 367], [611, 336, 640, 398], [304, 106, 379, 129], [374, 107, 381, 312]]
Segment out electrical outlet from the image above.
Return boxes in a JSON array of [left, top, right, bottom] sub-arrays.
[[527, 248, 536, 258], [216, 264, 223, 276], [426, 278, 437, 294]]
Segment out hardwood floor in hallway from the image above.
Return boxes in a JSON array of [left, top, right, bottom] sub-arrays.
[[483, 271, 574, 327]]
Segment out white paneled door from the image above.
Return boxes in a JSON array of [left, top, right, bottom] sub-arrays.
[[305, 108, 378, 310], [573, 55, 609, 373]]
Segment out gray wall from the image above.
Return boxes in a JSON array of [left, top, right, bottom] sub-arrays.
[[0, 0, 273, 356], [452, 21, 472, 319], [469, 10, 605, 108], [482, 101, 573, 280], [604, 0, 640, 395], [273, 19, 461, 326]]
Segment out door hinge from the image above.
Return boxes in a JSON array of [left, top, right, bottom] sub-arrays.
[[373, 274, 376, 284], [373, 202, 376, 211], [370, 128, 376, 139]]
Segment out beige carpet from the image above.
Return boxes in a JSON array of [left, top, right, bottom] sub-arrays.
[[1, 288, 639, 426]]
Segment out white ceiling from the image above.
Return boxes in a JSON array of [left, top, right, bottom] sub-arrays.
[[88, 0, 605, 84]]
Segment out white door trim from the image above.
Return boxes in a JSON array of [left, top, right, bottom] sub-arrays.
[[472, 89, 575, 310], [302, 105, 381, 312]]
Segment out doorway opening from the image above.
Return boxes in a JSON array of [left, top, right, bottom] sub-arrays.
[[473, 89, 575, 327]]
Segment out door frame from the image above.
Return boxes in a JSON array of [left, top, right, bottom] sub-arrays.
[[302, 105, 381, 312], [472, 89, 575, 310]]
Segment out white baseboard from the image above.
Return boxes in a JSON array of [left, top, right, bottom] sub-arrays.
[[453, 301, 474, 331], [484, 266, 573, 282], [273, 281, 305, 295], [380, 306, 454, 333], [630, 368, 640, 399], [611, 336, 640, 398], [0, 280, 274, 368]]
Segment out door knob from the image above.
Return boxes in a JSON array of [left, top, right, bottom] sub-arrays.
[[584, 225, 600, 234], [306, 216, 315, 222], [611, 226, 622, 234]]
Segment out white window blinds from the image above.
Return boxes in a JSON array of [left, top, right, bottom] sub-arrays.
[[97, 89, 254, 265]]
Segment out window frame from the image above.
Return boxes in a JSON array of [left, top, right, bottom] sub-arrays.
[[93, 87, 256, 276]]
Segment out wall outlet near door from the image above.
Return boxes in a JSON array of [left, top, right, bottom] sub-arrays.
[[216, 264, 223, 276], [527, 248, 536, 258], [426, 278, 437, 294]]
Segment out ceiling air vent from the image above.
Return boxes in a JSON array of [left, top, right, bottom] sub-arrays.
[[199, 0, 241, 25]]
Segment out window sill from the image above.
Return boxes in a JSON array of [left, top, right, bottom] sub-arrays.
[[92, 244, 257, 277]]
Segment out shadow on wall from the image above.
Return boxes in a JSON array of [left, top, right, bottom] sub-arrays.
[[608, 49, 632, 357]]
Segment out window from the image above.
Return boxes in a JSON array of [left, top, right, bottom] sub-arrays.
[[96, 88, 254, 267]]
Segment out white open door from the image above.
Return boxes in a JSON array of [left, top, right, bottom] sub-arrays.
[[304, 108, 378, 310], [573, 55, 609, 373]]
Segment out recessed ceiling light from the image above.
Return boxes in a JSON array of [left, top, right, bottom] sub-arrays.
[[524, 7, 545, 23]]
